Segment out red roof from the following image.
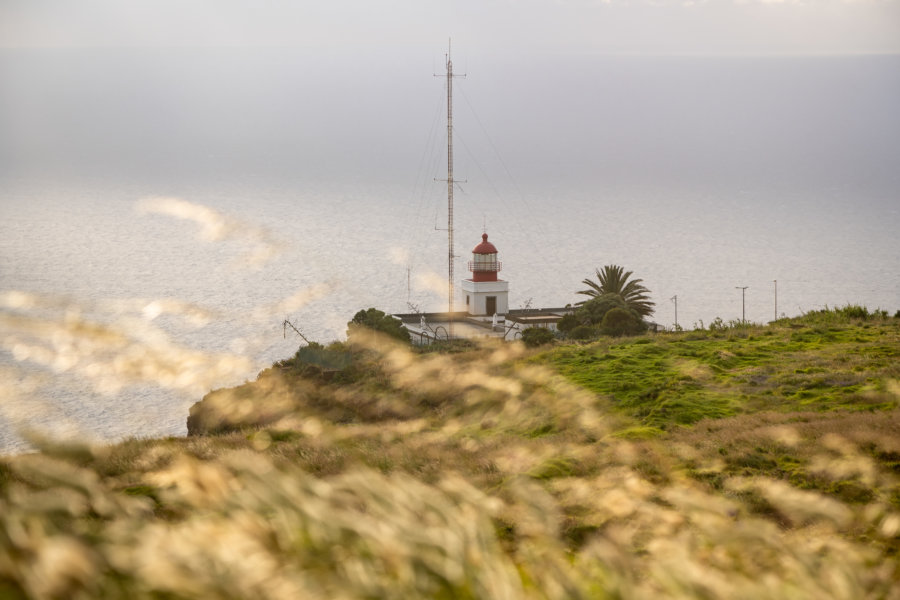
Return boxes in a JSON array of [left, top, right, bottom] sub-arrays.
[[472, 233, 498, 254]]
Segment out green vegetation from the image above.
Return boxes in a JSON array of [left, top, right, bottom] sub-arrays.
[[559, 265, 653, 340], [600, 306, 645, 337], [576, 264, 655, 317], [541, 307, 899, 430], [347, 307, 410, 343], [557, 294, 647, 340], [2, 307, 899, 598], [521, 326, 555, 347], [277, 341, 355, 378]]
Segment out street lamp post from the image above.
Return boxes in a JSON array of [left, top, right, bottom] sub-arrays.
[[774, 280, 777, 321], [736, 286, 748, 324], [671, 295, 678, 330]]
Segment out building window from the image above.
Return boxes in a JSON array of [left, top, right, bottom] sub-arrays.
[[466, 295, 470, 306]]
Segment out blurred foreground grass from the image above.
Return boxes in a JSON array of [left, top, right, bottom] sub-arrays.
[[2, 312, 899, 598]]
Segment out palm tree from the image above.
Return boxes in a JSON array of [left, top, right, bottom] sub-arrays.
[[577, 265, 655, 317]]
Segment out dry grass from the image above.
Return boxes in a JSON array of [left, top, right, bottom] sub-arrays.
[[2, 325, 900, 599]]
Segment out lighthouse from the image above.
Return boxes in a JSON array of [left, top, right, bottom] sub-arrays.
[[461, 233, 509, 316]]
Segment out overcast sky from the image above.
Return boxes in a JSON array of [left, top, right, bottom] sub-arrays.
[[2, 0, 899, 56]]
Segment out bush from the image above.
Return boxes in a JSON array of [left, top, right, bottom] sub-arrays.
[[578, 293, 628, 325], [290, 342, 354, 376], [837, 304, 870, 320], [568, 324, 599, 341], [556, 313, 581, 334], [794, 304, 891, 327], [521, 327, 555, 348], [708, 317, 727, 332], [347, 308, 410, 343], [600, 307, 646, 337]]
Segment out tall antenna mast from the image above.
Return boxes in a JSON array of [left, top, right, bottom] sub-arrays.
[[435, 39, 465, 338]]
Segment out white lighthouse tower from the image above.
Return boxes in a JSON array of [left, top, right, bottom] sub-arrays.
[[461, 233, 509, 316]]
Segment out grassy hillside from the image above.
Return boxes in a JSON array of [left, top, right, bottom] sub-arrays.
[[540, 309, 899, 432], [1, 310, 898, 599]]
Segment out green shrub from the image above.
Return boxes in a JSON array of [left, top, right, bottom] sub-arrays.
[[600, 307, 646, 337], [293, 342, 354, 372], [347, 308, 410, 343], [708, 317, 727, 332], [556, 313, 580, 334], [837, 304, 871, 320], [577, 293, 628, 325], [568, 324, 598, 341], [521, 327, 555, 348]]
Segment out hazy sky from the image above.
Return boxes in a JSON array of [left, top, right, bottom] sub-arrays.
[[3, 1, 899, 189], [2, 0, 899, 56]]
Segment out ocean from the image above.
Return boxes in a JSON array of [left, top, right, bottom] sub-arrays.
[[1, 49, 898, 453]]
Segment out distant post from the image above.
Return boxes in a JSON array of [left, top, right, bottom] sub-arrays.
[[736, 286, 748, 323], [773, 280, 777, 321], [670, 294, 678, 329]]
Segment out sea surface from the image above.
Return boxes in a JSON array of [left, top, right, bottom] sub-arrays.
[[1, 50, 898, 454]]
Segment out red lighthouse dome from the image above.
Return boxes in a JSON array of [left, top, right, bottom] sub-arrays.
[[468, 233, 502, 282], [472, 233, 497, 254]]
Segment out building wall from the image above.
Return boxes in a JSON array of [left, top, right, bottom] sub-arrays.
[[461, 279, 509, 316], [509, 320, 559, 332]]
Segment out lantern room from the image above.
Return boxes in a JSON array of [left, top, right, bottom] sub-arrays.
[[468, 233, 502, 282], [461, 232, 509, 316]]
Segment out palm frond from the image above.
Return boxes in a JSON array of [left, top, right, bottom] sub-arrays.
[[576, 264, 655, 317]]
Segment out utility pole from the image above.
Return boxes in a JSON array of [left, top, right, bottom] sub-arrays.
[[773, 279, 777, 321], [670, 295, 678, 329], [435, 40, 465, 339], [736, 286, 748, 323], [282, 320, 311, 345]]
